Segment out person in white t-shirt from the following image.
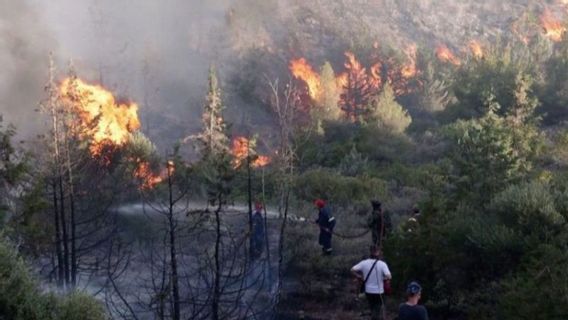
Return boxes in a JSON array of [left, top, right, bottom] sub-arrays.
[[351, 245, 392, 320]]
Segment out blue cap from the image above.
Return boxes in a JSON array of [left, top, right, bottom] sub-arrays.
[[406, 281, 422, 294]]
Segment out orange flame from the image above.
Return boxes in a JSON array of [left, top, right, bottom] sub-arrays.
[[400, 44, 418, 78], [289, 58, 322, 100], [336, 72, 348, 89], [59, 78, 141, 156], [231, 137, 271, 168], [436, 45, 461, 66], [253, 155, 271, 168], [468, 40, 484, 59], [133, 159, 175, 190], [339, 51, 383, 121], [540, 9, 566, 42]]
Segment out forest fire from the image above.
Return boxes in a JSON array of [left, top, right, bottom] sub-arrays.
[[400, 44, 418, 78], [468, 40, 484, 59], [289, 58, 321, 100], [133, 160, 175, 190], [344, 51, 382, 90], [540, 9, 566, 42], [59, 78, 168, 189], [231, 137, 271, 168], [59, 78, 141, 156], [289, 49, 422, 118], [436, 44, 461, 65], [134, 161, 163, 190]]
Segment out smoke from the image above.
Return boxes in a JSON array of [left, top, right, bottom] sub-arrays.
[[33, 0, 238, 150], [1, 0, 236, 146], [0, 0, 55, 138], [1, 0, 562, 146]]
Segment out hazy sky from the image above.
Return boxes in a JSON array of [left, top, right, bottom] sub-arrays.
[[1, 0, 232, 143]]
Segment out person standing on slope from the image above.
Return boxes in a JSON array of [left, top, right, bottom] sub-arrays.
[[314, 199, 335, 255], [367, 200, 392, 248], [351, 245, 392, 320]]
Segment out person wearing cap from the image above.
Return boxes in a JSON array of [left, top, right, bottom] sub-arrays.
[[252, 202, 265, 259], [314, 199, 335, 254], [398, 281, 429, 320], [351, 245, 392, 320], [367, 200, 392, 247]]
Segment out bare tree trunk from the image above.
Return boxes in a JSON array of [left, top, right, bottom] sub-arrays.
[[69, 188, 76, 286], [261, 168, 271, 277], [58, 175, 70, 286], [52, 180, 64, 286], [47, 57, 67, 287], [212, 197, 223, 320], [247, 155, 254, 259], [168, 170, 180, 320], [266, 78, 298, 318], [64, 127, 78, 287]]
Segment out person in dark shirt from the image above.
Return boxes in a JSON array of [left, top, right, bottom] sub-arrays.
[[251, 202, 265, 259], [367, 200, 392, 247], [314, 199, 335, 254], [398, 281, 429, 320]]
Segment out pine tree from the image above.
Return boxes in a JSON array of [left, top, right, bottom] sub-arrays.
[[318, 62, 342, 121], [195, 66, 229, 159], [339, 55, 375, 122], [507, 72, 539, 126], [371, 84, 412, 134]]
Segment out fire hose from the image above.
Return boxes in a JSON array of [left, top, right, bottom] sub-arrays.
[[330, 228, 370, 239]]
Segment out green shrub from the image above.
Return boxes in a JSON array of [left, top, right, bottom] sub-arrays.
[[0, 238, 106, 320], [295, 168, 388, 208], [58, 293, 107, 320]]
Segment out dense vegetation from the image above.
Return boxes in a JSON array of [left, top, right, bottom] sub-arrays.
[[273, 37, 568, 320], [3, 1, 568, 319]]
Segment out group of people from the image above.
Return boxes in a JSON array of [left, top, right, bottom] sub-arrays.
[[314, 199, 428, 320]]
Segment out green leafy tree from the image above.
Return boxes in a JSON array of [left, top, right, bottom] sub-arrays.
[[370, 84, 412, 134], [444, 47, 534, 122], [317, 62, 342, 121], [446, 99, 540, 205], [0, 116, 27, 224], [0, 238, 106, 320], [419, 62, 453, 113]]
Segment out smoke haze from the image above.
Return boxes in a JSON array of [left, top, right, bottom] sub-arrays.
[[1, 0, 566, 146]]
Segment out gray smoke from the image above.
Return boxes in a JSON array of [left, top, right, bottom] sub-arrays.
[[1, 0, 557, 147], [0, 0, 55, 138], [1, 0, 235, 147]]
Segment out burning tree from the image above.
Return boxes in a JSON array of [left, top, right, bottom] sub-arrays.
[[540, 8, 566, 42], [339, 52, 379, 122], [36, 58, 164, 291]]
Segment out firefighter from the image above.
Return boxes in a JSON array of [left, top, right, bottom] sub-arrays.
[[405, 207, 421, 233], [367, 200, 392, 248], [314, 199, 335, 254], [252, 202, 265, 259]]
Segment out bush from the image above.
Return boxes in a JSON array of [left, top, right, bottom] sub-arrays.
[[0, 238, 106, 320], [295, 168, 388, 208], [59, 293, 107, 320]]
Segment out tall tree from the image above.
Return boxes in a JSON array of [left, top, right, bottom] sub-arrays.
[[194, 66, 230, 159], [317, 62, 342, 121], [339, 55, 375, 122], [0, 116, 26, 221], [371, 83, 412, 134]]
